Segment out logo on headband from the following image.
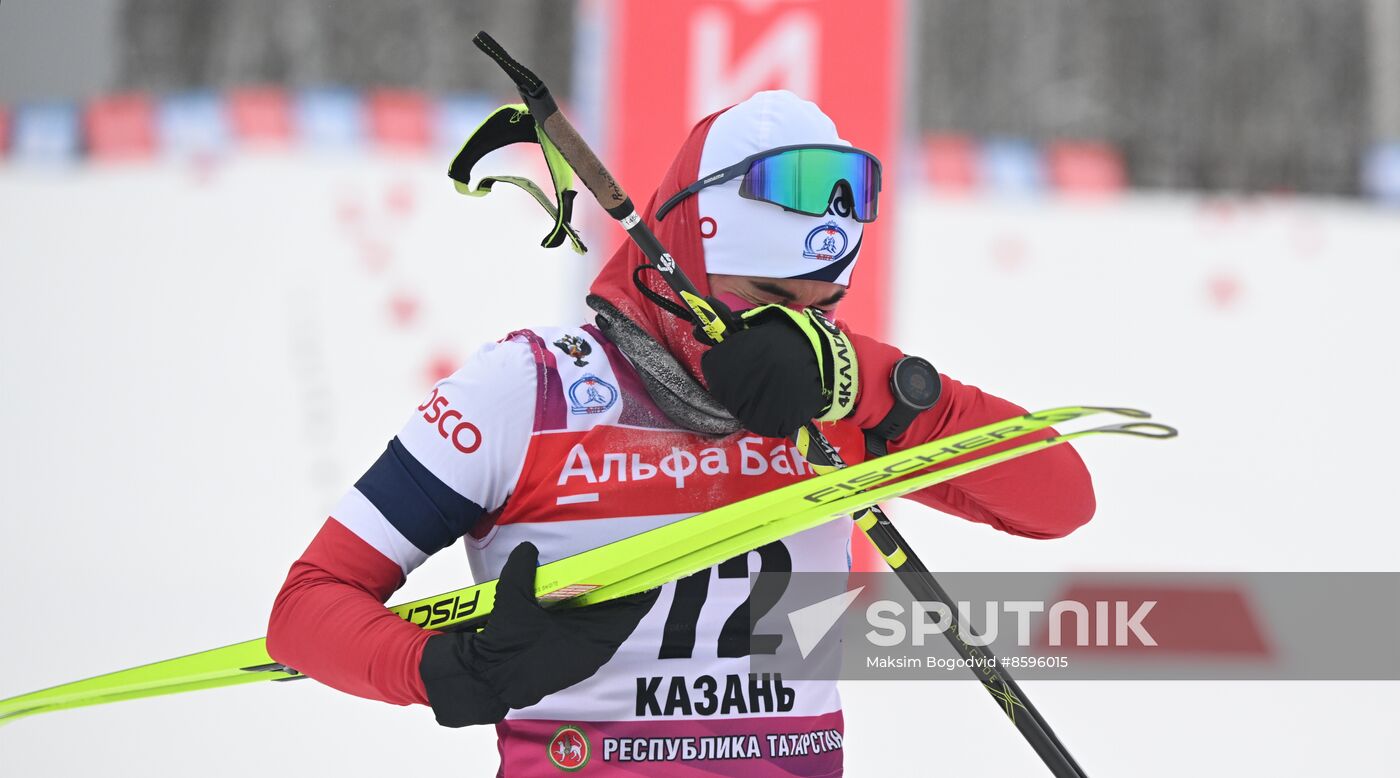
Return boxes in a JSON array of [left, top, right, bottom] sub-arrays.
[[803, 221, 848, 262]]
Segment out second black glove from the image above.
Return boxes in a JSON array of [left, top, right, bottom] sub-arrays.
[[419, 542, 658, 727]]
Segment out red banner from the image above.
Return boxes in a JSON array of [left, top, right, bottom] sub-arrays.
[[228, 87, 293, 145], [85, 94, 156, 162], [367, 90, 433, 152]]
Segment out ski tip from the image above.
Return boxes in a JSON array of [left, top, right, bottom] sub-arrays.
[[1094, 421, 1178, 439], [1083, 406, 1153, 419]]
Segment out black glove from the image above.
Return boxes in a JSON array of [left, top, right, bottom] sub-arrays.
[[418, 542, 657, 727], [701, 305, 859, 438]]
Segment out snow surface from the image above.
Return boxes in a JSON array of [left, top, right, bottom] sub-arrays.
[[1, 153, 1395, 775]]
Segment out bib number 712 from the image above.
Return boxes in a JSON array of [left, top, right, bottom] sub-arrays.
[[657, 541, 792, 660]]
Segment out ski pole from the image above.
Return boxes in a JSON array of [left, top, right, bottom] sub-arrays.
[[798, 427, 1091, 777], [471, 31, 1088, 777]]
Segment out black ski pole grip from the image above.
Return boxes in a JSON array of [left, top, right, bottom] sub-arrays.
[[472, 32, 544, 97]]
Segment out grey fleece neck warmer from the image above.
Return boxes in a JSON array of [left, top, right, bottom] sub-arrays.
[[587, 294, 741, 437]]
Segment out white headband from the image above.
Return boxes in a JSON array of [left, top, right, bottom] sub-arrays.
[[697, 91, 863, 285]]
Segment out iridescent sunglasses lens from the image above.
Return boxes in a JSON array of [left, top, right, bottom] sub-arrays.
[[739, 147, 880, 222]]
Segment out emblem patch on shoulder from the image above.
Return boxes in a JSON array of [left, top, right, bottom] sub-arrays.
[[568, 374, 618, 415], [547, 724, 590, 772], [803, 221, 848, 261], [553, 334, 591, 366]]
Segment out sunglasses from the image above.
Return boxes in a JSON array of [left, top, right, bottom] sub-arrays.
[[655, 144, 882, 223]]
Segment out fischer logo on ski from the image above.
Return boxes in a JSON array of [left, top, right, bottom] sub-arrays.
[[799, 411, 1086, 505], [399, 590, 481, 628]]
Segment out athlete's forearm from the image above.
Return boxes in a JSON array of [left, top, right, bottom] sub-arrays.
[[892, 375, 1096, 538], [266, 518, 434, 706]]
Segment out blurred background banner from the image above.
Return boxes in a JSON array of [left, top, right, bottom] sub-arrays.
[[591, 0, 904, 340], [6, 0, 1400, 199], [2, 1, 1399, 777]]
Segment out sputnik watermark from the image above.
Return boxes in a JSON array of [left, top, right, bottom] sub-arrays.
[[864, 598, 1157, 648], [785, 586, 1155, 660], [752, 572, 1400, 681]]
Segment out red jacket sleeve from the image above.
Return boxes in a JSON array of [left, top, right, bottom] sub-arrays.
[[265, 339, 536, 708], [266, 518, 435, 706], [846, 332, 1096, 539]]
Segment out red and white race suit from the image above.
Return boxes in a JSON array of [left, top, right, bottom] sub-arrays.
[[267, 321, 1095, 777]]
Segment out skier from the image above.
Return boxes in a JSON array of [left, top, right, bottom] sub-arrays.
[[267, 90, 1095, 776]]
